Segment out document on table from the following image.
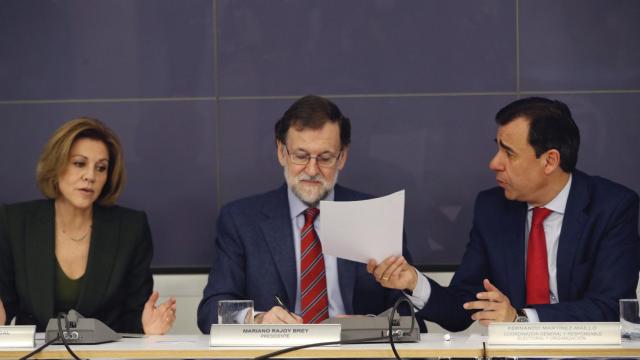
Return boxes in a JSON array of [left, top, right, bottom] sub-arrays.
[[319, 190, 404, 264]]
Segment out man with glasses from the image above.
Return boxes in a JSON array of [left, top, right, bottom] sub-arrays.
[[197, 95, 425, 331]]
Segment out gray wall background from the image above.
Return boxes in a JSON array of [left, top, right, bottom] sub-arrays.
[[1, 0, 639, 270]]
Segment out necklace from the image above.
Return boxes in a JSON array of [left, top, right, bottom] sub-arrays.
[[61, 225, 92, 242], [56, 209, 92, 242]]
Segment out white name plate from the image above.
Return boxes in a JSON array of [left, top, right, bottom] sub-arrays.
[[488, 322, 620, 345], [210, 324, 341, 347], [0, 325, 36, 348]]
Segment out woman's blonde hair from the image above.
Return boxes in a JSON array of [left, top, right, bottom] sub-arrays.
[[36, 117, 126, 206]]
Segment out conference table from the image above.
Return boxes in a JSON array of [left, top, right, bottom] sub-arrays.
[[3, 333, 640, 359]]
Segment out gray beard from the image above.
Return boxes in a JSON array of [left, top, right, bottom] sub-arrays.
[[283, 166, 339, 207]]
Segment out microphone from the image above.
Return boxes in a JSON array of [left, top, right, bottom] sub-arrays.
[[44, 310, 121, 344]]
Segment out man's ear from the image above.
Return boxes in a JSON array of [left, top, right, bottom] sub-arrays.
[[542, 149, 561, 175], [337, 146, 349, 171], [276, 141, 287, 167]]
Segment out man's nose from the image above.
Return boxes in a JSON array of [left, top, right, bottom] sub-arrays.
[[489, 152, 502, 171], [304, 158, 319, 176]]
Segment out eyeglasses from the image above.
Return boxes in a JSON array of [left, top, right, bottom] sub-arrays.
[[284, 146, 342, 168]]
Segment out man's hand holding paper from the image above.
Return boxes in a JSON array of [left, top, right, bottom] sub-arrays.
[[319, 190, 420, 293], [366, 256, 418, 292]]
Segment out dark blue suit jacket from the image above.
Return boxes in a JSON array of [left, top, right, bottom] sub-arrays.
[[197, 184, 418, 333], [420, 170, 640, 332]]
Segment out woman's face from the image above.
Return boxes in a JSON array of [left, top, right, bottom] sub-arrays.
[[57, 138, 109, 210]]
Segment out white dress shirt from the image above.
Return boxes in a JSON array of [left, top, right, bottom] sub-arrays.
[[522, 174, 572, 321]]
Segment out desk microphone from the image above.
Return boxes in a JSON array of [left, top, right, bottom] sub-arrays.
[[44, 309, 121, 344], [20, 311, 121, 360]]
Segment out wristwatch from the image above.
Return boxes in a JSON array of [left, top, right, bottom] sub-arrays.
[[514, 308, 529, 322]]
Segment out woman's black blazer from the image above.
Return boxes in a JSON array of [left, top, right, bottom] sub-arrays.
[[0, 199, 153, 333]]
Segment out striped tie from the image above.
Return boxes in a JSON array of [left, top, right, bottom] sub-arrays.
[[300, 207, 329, 324]]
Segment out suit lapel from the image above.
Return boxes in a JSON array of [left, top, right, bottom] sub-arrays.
[[336, 258, 356, 314], [258, 186, 297, 308], [25, 200, 55, 322], [502, 201, 528, 308], [75, 205, 119, 315], [556, 171, 589, 301]]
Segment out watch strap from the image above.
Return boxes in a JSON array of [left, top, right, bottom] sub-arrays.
[[514, 308, 529, 322]]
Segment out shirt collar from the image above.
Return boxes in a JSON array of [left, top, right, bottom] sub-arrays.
[[287, 185, 335, 220], [528, 173, 572, 214]]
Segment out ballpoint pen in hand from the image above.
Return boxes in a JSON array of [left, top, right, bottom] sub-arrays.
[[274, 295, 297, 319]]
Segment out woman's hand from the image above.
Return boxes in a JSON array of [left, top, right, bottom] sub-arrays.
[[141, 291, 177, 335], [0, 298, 6, 325]]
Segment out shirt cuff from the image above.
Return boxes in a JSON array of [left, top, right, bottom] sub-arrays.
[[522, 308, 540, 322], [403, 268, 430, 309]]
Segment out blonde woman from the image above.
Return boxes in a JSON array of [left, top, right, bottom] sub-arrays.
[[0, 118, 176, 334]]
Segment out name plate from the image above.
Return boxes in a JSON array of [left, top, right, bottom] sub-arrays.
[[0, 325, 36, 348], [210, 324, 341, 347], [488, 322, 620, 345]]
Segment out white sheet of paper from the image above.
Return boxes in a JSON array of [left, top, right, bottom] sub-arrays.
[[319, 190, 404, 264]]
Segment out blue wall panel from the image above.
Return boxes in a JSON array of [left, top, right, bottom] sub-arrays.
[[218, 0, 516, 96], [520, 0, 640, 90], [0, 0, 215, 100]]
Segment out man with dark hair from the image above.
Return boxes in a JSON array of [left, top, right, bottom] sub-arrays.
[[370, 97, 640, 331], [197, 95, 424, 332]]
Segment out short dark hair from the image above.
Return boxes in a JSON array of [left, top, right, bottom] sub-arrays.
[[275, 95, 351, 148], [495, 97, 580, 172]]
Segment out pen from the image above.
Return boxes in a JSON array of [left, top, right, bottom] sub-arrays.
[[274, 295, 296, 318]]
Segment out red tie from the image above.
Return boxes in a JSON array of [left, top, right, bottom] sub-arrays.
[[300, 208, 329, 324], [526, 207, 553, 305]]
